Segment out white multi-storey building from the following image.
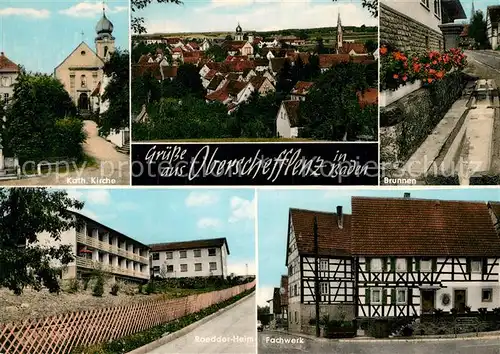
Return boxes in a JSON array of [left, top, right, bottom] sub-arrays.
[[0, 52, 19, 104], [150, 238, 229, 278], [37, 211, 150, 282]]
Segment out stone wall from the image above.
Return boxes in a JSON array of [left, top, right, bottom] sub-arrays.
[[380, 71, 466, 166], [380, 4, 443, 52]]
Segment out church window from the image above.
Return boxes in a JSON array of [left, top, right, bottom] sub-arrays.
[[81, 50, 86, 56], [81, 75, 87, 88], [70, 75, 75, 89], [104, 46, 109, 58]]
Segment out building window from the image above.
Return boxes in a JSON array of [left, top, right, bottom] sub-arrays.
[[166, 265, 173, 273], [81, 50, 86, 56], [320, 259, 328, 271], [294, 284, 298, 296], [471, 260, 482, 273], [81, 75, 86, 88], [180, 264, 188, 272], [209, 262, 217, 271], [482, 288, 493, 302], [70, 75, 75, 89], [371, 288, 382, 304], [371, 258, 382, 272], [434, 0, 441, 17], [195, 263, 202, 271], [420, 258, 432, 272], [396, 258, 407, 272], [179, 250, 187, 258], [153, 266, 160, 272], [208, 248, 216, 256], [396, 288, 407, 304], [152, 252, 159, 261], [194, 249, 201, 257], [288, 265, 293, 276], [166, 252, 173, 259], [320, 282, 328, 295], [421, 0, 429, 9], [3, 93, 9, 102]]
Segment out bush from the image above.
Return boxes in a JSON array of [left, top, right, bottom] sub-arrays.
[[144, 281, 156, 294], [138, 283, 143, 294], [110, 283, 119, 296], [52, 117, 86, 161], [402, 325, 414, 337], [93, 277, 104, 297], [66, 278, 80, 294], [309, 318, 316, 325]]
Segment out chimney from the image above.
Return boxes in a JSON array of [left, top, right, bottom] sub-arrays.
[[336, 205, 343, 229], [404, 192, 411, 198]]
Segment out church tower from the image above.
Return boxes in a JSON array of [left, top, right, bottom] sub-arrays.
[[235, 22, 243, 41], [95, 7, 115, 62], [336, 12, 343, 54]]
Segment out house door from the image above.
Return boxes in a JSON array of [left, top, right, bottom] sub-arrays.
[[421, 290, 435, 314], [454, 290, 467, 313], [78, 93, 89, 110]]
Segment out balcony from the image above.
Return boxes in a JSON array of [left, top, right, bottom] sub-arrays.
[[75, 257, 149, 280], [76, 232, 149, 264]]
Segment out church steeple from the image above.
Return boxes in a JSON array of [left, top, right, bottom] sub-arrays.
[[337, 12, 343, 53], [95, 3, 115, 61]]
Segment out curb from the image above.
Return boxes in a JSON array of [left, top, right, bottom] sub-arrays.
[[264, 329, 500, 343], [127, 292, 255, 354]]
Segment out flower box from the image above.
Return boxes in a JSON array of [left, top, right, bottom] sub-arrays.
[[380, 80, 422, 107]]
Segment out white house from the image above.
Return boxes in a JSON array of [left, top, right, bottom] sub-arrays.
[[0, 52, 19, 104], [201, 38, 211, 51], [352, 196, 500, 319], [286, 207, 355, 333], [150, 238, 229, 278], [36, 211, 150, 283], [276, 100, 301, 138], [487, 6, 500, 49]]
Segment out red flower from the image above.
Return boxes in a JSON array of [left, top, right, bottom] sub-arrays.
[[402, 75, 408, 81], [393, 74, 399, 79], [380, 46, 388, 55]]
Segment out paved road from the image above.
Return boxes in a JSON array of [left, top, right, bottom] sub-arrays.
[[463, 50, 500, 175], [1, 120, 129, 186], [148, 294, 256, 354], [258, 331, 500, 354]]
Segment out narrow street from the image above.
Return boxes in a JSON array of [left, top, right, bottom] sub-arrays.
[[147, 294, 256, 354], [258, 331, 500, 354], [1, 120, 129, 186], [397, 50, 500, 184]]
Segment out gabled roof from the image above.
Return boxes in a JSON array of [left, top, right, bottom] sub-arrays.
[[291, 81, 314, 96], [250, 76, 267, 90], [207, 75, 224, 91], [150, 237, 230, 254], [226, 80, 247, 96], [287, 208, 352, 263], [54, 41, 104, 72], [0, 52, 20, 73], [270, 58, 287, 73], [161, 66, 178, 79], [318, 54, 350, 69], [338, 42, 367, 55], [281, 100, 300, 127], [351, 197, 500, 257]]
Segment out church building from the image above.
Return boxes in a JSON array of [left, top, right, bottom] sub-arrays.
[[54, 9, 115, 113], [335, 13, 368, 56]]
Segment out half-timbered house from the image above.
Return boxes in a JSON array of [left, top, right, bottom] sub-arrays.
[[286, 207, 355, 333], [351, 196, 500, 319]]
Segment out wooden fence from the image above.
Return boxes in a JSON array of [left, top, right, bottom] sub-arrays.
[[0, 281, 255, 354]]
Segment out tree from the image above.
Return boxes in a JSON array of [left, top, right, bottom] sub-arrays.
[[131, 0, 182, 34], [469, 10, 489, 49], [171, 63, 205, 98], [0, 188, 84, 295], [205, 45, 228, 62], [229, 92, 280, 138], [131, 70, 162, 114], [315, 37, 329, 54], [225, 34, 233, 41], [100, 49, 130, 135], [364, 39, 378, 54], [3, 72, 83, 163], [300, 61, 376, 140]]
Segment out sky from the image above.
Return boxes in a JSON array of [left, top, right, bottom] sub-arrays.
[[137, 0, 378, 35], [257, 187, 500, 306], [0, 0, 129, 74], [463, 0, 500, 22], [60, 188, 256, 276]]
